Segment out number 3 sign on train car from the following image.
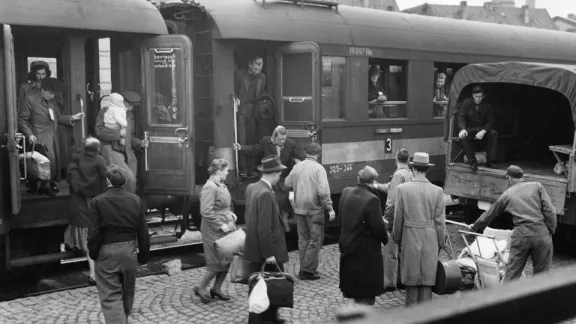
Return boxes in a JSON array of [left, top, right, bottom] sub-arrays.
[[385, 138, 392, 153]]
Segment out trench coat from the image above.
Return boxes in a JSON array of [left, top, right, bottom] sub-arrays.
[[243, 180, 289, 264], [95, 107, 142, 193], [200, 178, 237, 272], [339, 183, 389, 299], [392, 178, 446, 286], [17, 92, 75, 182]]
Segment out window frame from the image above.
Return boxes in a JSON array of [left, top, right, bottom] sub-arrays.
[[321, 55, 346, 121]]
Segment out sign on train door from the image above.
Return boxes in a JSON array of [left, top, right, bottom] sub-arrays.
[[141, 35, 195, 195], [275, 42, 322, 151], [2, 24, 21, 216]]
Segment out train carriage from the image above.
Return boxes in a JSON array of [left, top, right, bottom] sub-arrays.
[[4, 0, 576, 274]]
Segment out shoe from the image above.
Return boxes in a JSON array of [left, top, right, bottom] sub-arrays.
[[193, 286, 211, 304], [383, 286, 397, 293], [88, 277, 96, 286], [484, 162, 499, 169], [209, 289, 231, 301], [470, 160, 478, 171], [299, 271, 320, 280]]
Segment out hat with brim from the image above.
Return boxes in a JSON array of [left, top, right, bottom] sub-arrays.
[[30, 60, 49, 71], [121, 90, 141, 104], [409, 152, 435, 167], [257, 155, 287, 173]]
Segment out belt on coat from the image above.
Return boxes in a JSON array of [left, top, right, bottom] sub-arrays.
[[404, 221, 434, 228]]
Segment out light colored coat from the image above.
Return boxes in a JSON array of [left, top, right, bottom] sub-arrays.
[[392, 178, 446, 286]]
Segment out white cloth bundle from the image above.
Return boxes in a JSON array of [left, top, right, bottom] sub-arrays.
[[248, 275, 270, 314]]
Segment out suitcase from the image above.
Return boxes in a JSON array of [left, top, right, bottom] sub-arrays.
[[432, 259, 462, 295]]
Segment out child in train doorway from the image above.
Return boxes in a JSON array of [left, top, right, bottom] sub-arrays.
[[102, 92, 128, 153]]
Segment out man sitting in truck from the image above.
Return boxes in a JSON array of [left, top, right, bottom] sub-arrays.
[[458, 85, 498, 171]]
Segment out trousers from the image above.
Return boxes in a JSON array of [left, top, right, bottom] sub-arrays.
[[296, 212, 325, 274], [95, 241, 138, 324], [383, 239, 400, 288], [504, 234, 553, 282], [461, 129, 498, 162], [248, 262, 285, 324], [405, 286, 432, 307]]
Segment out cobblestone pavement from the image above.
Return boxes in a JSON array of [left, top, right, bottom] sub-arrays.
[[0, 224, 575, 324]]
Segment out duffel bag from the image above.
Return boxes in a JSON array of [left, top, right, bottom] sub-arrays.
[[248, 262, 294, 308]]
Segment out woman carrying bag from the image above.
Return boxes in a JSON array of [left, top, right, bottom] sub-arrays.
[[193, 159, 238, 304]]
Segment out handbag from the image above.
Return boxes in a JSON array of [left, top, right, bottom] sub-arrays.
[[215, 228, 246, 266], [248, 262, 294, 308], [229, 252, 252, 284]]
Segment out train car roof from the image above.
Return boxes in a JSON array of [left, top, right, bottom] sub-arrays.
[[190, 0, 576, 63], [0, 0, 167, 35]]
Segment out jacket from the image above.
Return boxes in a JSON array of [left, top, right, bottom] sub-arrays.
[[383, 165, 414, 231], [243, 180, 289, 264], [240, 136, 305, 179], [285, 157, 333, 215], [457, 97, 495, 132]]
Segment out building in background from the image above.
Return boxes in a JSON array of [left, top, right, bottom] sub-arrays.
[[336, 0, 399, 11], [553, 16, 576, 32], [403, 0, 556, 30]]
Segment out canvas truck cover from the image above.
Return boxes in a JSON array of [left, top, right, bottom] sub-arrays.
[[444, 61, 576, 141]]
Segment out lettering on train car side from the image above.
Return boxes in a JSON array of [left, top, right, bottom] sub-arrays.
[[327, 163, 354, 175], [348, 47, 373, 56]]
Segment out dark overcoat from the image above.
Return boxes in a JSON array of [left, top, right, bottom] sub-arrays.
[[339, 183, 389, 299], [243, 180, 289, 264]]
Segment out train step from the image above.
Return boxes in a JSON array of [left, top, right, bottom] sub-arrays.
[[9, 251, 79, 268]]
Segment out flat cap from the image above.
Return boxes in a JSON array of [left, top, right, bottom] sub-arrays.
[[41, 78, 64, 93], [121, 90, 141, 104], [304, 142, 322, 155], [358, 166, 378, 183], [506, 165, 524, 179], [472, 85, 484, 94]]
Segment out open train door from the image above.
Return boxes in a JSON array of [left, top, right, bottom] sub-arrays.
[[275, 42, 322, 151], [140, 35, 195, 196], [2, 24, 21, 219]]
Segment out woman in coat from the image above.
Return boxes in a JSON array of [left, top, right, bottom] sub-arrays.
[[392, 152, 446, 307], [17, 78, 84, 194], [194, 159, 237, 304], [64, 138, 107, 284], [339, 166, 389, 305]]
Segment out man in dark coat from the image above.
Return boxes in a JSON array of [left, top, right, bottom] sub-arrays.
[[234, 125, 305, 231], [95, 90, 149, 193], [339, 166, 389, 306], [244, 155, 290, 324], [458, 85, 498, 170], [235, 56, 267, 176]]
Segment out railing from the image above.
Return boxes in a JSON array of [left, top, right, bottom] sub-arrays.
[[336, 266, 576, 324]]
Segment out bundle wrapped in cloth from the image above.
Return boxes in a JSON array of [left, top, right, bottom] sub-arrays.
[[215, 228, 246, 266], [19, 149, 50, 181]]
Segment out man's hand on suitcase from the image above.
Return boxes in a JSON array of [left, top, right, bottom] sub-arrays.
[[265, 256, 276, 264]]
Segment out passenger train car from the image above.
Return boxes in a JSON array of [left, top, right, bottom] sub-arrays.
[[3, 0, 576, 273]]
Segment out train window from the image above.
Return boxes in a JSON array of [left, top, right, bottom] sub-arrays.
[[99, 38, 112, 108], [433, 62, 467, 118], [282, 52, 314, 121], [322, 56, 345, 120], [147, 49, 184, 125], [368, 59, 407, 119]]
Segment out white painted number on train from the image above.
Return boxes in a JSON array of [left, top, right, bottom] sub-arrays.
[[329, 163, 354, 174], [385, 138, 392, 153], [349, 47, 373, 56]]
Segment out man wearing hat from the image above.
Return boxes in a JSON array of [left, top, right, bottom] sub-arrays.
[[469, 165, 556, 282], [457, 85, 498, 171], [18, 77, 85, 194], [88, 165, 150, 324], [234, 125, 305, 230], [95, 90, 149, 193], [244, 155, 290, 323], [392, 152, 446, 307], [339, 166, 389, 306], [285, 142, 335, 280]]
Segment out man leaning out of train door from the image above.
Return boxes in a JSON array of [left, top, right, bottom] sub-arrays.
[[468, 165, 556, 282], [457, 85, 498, 171], [284, 142, 336, 280], [88, 166, 150, 324], [234, 125, 306, 232]]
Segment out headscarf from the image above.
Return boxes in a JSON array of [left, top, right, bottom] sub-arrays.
[[108, 92, 126, 111]]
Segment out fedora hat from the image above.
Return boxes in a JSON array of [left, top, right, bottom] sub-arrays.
[[409, 152, 435, 167], [257, 155, 287, 173], [369, 64, 382, 76]]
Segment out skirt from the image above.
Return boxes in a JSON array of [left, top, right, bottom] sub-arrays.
[[64, 225, 89, 254]]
